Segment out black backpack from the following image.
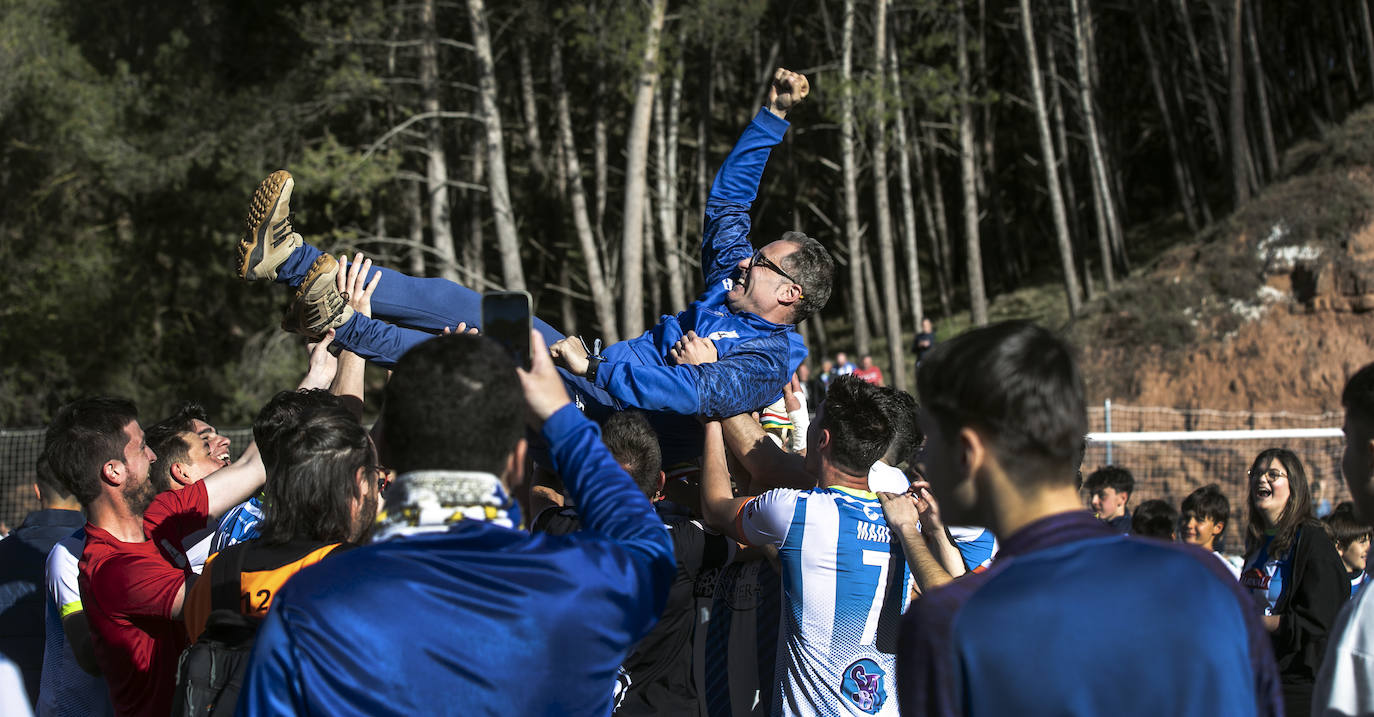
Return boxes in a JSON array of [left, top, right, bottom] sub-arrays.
[[173, 543, 261, 717]]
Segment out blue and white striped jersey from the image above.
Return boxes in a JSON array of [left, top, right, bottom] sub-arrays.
[[737, 486, 910, 716]]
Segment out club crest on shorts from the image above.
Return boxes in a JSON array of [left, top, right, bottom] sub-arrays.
[[841, 657, 887, 714]]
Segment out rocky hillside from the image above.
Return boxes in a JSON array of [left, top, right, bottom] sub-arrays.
[[1073, 106, 1374, 416]]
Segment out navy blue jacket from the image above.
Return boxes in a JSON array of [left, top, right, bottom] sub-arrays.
[[897, 510, 1282, 717], [0, 508, 86, 708], [238, 405, 675, 716]]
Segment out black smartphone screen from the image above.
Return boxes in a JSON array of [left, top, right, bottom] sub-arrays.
[[480, 291, 533, 370]]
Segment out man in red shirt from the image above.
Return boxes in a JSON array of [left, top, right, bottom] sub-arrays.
[[42, 397, 270, 717], [854, 354, 885, 386]]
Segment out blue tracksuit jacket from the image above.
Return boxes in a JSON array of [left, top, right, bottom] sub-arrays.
[[236, 405, 675, 716]]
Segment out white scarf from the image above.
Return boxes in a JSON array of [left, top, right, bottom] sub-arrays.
[[373, 470, 521, 542]]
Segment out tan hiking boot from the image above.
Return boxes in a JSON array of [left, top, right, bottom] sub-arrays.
[[237, 170, 304, 280], [281, 253, 355, 340]]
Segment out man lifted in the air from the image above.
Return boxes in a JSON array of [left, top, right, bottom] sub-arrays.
[[237, 68, 831, 462]]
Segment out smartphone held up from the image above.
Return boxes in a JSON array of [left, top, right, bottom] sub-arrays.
[[480, 291, 533, 370]]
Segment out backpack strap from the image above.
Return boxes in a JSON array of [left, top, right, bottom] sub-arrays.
[[209, 542, 251, 613]]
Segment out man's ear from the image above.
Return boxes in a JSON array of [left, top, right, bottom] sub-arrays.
[[817, 427, 834, 457], [958, 426, 987, 486], [354, 465, 372, 498], [655, 470, 667, 497], [502, 437, 529, 491], [777, 281, 803, 305], [1210, 520, 1225, 539], [169, 462, 190, 488], [101, 460, 123, 487]]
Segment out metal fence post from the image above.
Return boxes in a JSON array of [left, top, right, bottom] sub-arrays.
[[1104, 398, 1113, 465]]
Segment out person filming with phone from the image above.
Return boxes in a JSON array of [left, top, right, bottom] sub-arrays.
[[231, 68, 832, 465], [237, 330, 675, 715]]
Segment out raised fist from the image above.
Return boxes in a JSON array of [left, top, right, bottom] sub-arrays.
[[768, 68, 810, 118]]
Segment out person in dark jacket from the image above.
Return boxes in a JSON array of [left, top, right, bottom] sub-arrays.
[[1239, 447, 1348, 716], [0, 457, 86, 712]]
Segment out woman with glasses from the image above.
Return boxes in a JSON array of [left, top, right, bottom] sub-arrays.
[[1239, 447, 1347, 716]]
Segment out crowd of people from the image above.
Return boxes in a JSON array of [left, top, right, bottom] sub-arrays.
[[3, 67, 1374, 717]]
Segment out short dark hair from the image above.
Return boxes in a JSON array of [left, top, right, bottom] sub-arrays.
[[254, 389, 349, 477], [152, 401, 208, 435], [875, 387, 922, 466], [1323, 502, 1372, 549], [1131, 499, 1178, 540], [34, 453, 73, 502], [382, 334, 524, 475], [1344, 362, 1374, 425], [1245, 447, 1314, 557], [778, 231, 833, 323], [601, 412, 661, 498], [42, 397, 140, 507], [816, 376, 894, 476], [143, 423, 192, 493], [916, 321, 1086, 487], [1084, 466, 1135, 498], [257, 411, 373, 545], [1181, 484, 1230, 525]]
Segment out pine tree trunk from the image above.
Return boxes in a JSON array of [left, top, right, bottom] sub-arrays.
[[467, 0, 525, 290], [1332, 0, 1360, 99], [871, 0, 907, 389], [841, 0, 871, 355], [1020, 0, 1082, 315], [1165, 39, 1216, 225], [1137, 10, 1201, 232], [697, 48, 713, 250], [618, 0, 668, 339], [551, 41, 619, 343], [654, 66, 686, 311], [408, 180, 426, 277], [861, 254, 885, 349], [1046, 31, 1087, 262], [421, 0, 458, 283], [1174, 0, 1228, 159], [644, 186, 660, 320], [923, 126, 956, 316], [1360, 0, 1374, 95], [1307, 32, 1336, 120], [956, 2, 988, 326], [1069, 0, 1116, 292], [1229, 0, 1252, 205], [462, 144, 485, 283], [593, 76, 609, 240], [1245, 3, 1279, 180], [889, 44, 925, 340], [517, 41, 547, 179], [559, 264, 577, 336], [912, 127, 950, 319]]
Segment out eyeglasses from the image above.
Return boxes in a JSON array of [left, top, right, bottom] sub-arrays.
[[1248, 468, 1288, 481], [749, 250, 802, 292], [372, 465, 394, 494]]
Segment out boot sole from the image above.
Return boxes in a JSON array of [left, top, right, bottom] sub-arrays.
[[238, 170, 295, 280], [284, 254, 350, 339]]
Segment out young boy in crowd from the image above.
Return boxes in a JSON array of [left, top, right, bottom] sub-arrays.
[[1130, 499, 1178, 540], [1322, 502, 1371, 598], [1180, 483, 1244, 578], [1084, 466, 1134, 533]]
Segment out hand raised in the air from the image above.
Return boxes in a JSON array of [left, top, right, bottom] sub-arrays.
[[768, 68, 810, 119]]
